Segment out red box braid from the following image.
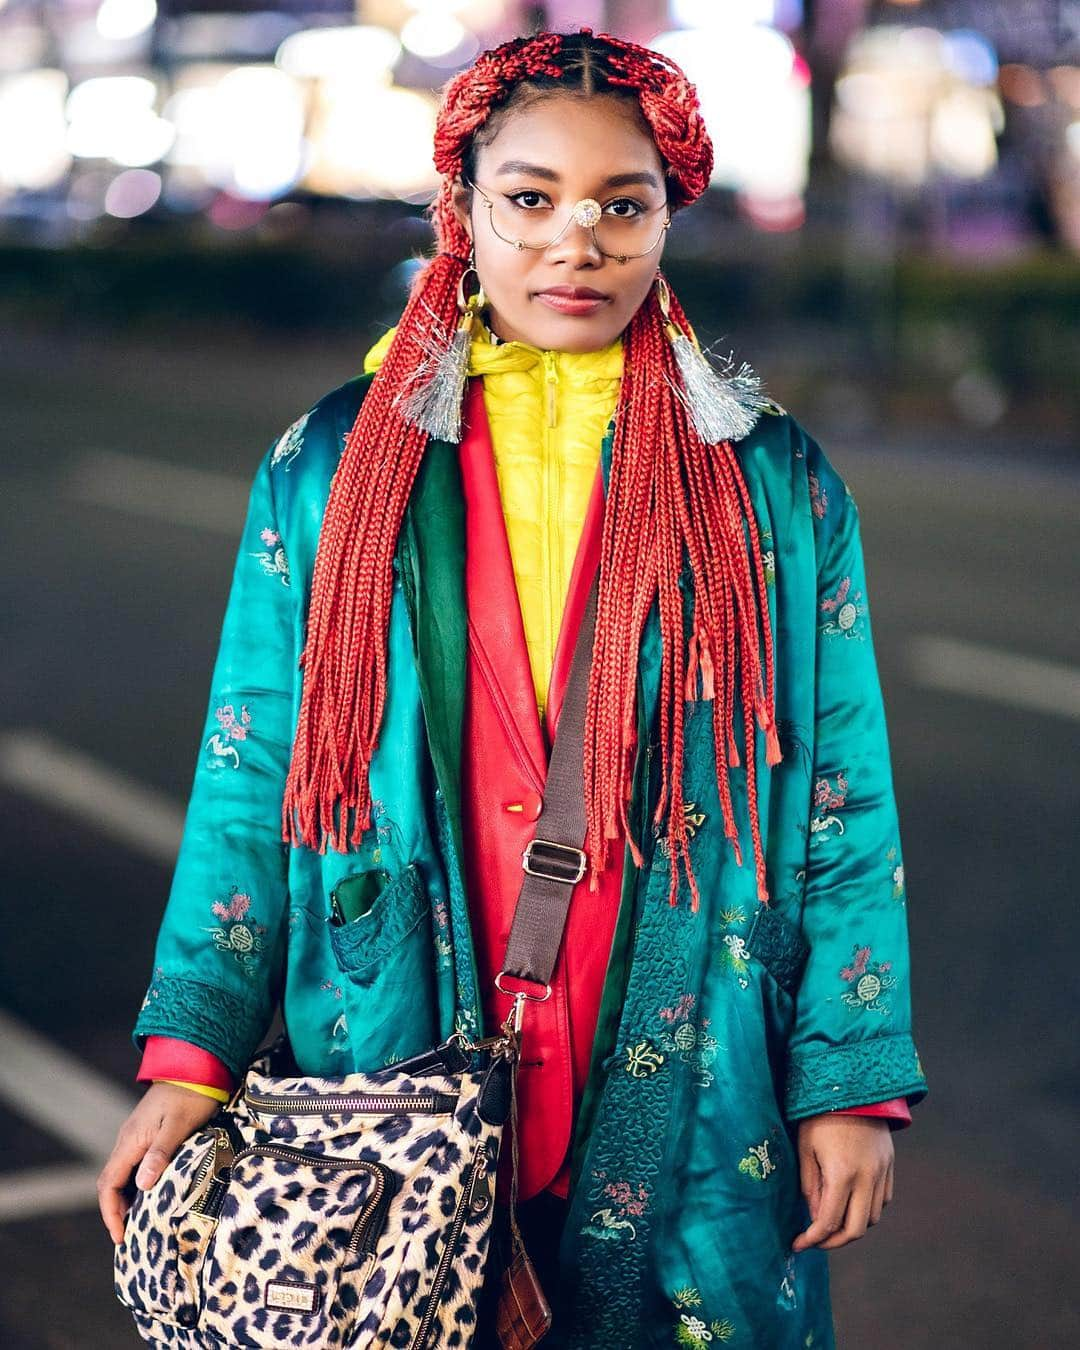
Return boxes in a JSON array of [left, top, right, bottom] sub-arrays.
[[281, 28, 782, 910]]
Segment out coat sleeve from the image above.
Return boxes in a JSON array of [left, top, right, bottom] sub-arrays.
[[131, 438, 297, 1079], [782, 431, 929, 1123]]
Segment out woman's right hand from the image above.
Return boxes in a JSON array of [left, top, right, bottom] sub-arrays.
[[97, 1083, 223, 1244]]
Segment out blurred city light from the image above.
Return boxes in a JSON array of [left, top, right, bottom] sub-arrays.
[[305, 82, 438, 198], [0, 70, 71, 192], [103, 166, 162, 218], [831, 25, 1003, 186], [67, 76, 176, 169], [96, 0, 157, 43], [652, 15, 809, 206], [276, 25, 401, 81], [0, 0, 1070, 255]]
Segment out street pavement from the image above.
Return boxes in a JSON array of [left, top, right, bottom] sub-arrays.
[[1, 321, 1077, 1349]]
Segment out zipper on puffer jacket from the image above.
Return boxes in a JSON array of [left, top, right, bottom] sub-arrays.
[[541, 349, 558, 429]]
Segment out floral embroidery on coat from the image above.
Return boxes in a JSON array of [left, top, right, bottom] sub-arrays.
[[839, 943, 897, 1014], [270, 411, 308, 471], [657, 993, 720, 1087], [737, 1136, 777, 1181], [366, 797, 396, 865], [717, 932, 750, 988], [809, 770, 848, 842], [808, 471, 828, 520], [139, 965, 165, 1013], [887, 845, 906, 900], [624, 1039, 665, 1078], [204, 702, 252, 770], [433, 897, 453, 968], [249, 527, 290, 586], [818, 574, 867, 639], [671, 1288, 736, 1345], [202, 887, 267, 975], [761, 526, 776, 587], [582, 1171, 650, 1243], [778, 1254, 798, 1308], [654, 800, 708, 860]]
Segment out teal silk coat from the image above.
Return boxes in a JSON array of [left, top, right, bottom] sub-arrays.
[[133, 369, 929, 1348]]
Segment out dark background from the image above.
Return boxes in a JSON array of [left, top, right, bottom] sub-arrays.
[[1, 1, 1078, 1346]]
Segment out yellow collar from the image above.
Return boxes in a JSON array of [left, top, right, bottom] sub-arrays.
[[362, 316, 624, 383]]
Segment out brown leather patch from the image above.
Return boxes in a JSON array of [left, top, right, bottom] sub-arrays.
[[495, 1247, 553, 1349]]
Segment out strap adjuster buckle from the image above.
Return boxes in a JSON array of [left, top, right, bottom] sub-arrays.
[[521, 837, 587, 885]]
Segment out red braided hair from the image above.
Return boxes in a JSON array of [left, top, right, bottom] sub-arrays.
[[281, 27, 782, 910]]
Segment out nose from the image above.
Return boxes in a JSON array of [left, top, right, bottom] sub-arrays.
[[544, 212, 603, 266]]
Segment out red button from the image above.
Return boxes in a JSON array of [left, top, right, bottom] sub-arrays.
[[504, 790, 543, 821]]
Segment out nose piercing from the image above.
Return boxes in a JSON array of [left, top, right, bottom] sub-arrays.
[[570, 198, 602, 228]]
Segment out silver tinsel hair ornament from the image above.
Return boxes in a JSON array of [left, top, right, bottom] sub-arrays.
[[394, 254, 486, 444], [656, 273, 782, 443]]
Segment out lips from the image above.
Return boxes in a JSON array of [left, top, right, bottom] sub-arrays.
[[536, 286, 609, 300]]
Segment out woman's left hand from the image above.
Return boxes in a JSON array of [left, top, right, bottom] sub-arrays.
[[791, 1115, 894, 1252]]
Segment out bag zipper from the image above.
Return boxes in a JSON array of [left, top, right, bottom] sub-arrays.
[[409, 1139, 488, 1350], [244, 1088, 458, 1116], [188, 1126, 236, 1217], [217, 1144, 393, 1263]]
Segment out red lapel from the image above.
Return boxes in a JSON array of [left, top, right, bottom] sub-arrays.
[[457, 376, 622, 1203]]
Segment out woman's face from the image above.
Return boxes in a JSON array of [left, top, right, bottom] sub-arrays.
[[451, 93, 670, 352]]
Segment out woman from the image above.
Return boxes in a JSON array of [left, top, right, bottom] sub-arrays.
[[98, 27, 928, 1348]]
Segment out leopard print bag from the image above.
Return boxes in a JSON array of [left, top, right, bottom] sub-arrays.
[[113, 1030, 515, 1349]]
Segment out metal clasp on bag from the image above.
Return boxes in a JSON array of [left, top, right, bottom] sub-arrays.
[[521, 837, 587, 885], [494, 971, 552, 1034]]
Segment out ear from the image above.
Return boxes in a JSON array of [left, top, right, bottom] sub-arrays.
[[450, 178, 474, 242]]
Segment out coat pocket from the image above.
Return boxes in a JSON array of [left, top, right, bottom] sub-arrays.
[[198, 1145, 393, 1349], [328, 862, 430, 974], [743, 904, 809, 1105], [327, 861, 439, 1068], [744, 903, 810, 999]]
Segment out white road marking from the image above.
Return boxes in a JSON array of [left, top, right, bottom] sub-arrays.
[[65, 448, 249, 536], [907, 635, 1080, 722], [0, 1164, 108, 1223], [0, 1009, 137, 1162], [0, 729, 184, 866]]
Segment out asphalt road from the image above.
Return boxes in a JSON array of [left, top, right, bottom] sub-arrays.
[[1, 320, 1077, 1349]]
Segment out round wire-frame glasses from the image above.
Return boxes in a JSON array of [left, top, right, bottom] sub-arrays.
[[463, 176, 671, 265]]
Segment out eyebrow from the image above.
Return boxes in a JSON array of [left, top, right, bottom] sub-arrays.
[[492, 160, 663, 192]]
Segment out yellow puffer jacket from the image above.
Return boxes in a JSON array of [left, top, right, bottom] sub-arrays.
[[362, 317, 623, 719]]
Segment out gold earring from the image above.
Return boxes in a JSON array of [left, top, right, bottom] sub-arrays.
[[395, 259, 482, 443], [457, 256, 487, 316]]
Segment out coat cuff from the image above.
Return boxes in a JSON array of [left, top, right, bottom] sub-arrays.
[[137, 1035, 234, 1090], [784, 1032, 927, 1121], [133, 974, 265, 1080]]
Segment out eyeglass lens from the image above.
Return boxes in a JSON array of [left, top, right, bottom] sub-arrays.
[[472, 184, 668, 259]]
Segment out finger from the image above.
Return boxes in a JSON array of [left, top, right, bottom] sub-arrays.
[[798, 1140, 823, 1220], [97, 1131, 149, 1245], [819, 1176, 873, 1249], [134, 1126, 185, 1192], [868, 1173, 886, 1226], [884, 1158, 894, 1204], [792, 1171, 851, 1252]]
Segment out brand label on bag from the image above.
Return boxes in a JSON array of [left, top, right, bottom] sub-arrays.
[[265, 1280, 321, 1314]]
